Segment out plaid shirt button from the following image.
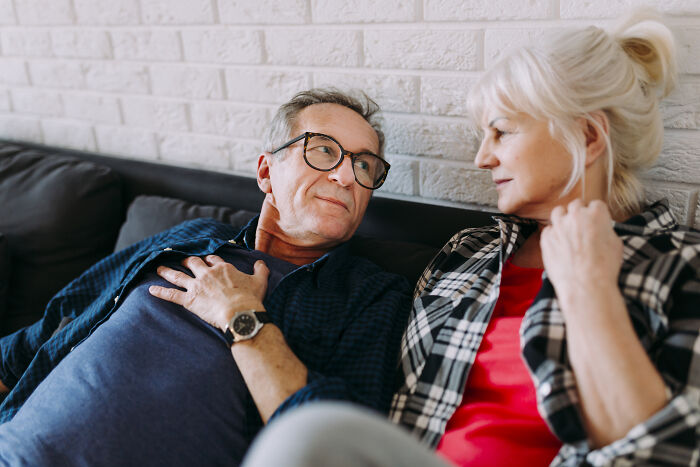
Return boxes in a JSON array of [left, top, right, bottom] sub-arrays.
[[540, 382, 552, 396]]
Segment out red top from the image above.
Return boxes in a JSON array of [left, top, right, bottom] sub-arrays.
[[436, 259, 562, 466]]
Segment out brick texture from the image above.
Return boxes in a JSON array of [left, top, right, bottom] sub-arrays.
[[121, 97, 189, 132], [41, 119, 97, 151], [15, 0, 74, 25], [28, 60, 85, 89], [0, 0, 16, 24], [219, 0, 308, 24], [312, 0, 416, 23], [1, 29, 52, 57], [425, 0, 553, 21], [266, 30, 361, 67], [141, 0, 214, 25], [111, 30, 183, 61], [96, 125, 159, 159], [151, 64, 224, 99], [364, 30, 480, 71], [0, 0, 698, 227], [182, 29, 263, 64], [73, 0, 140, 25], [52, 30, 112, 59]]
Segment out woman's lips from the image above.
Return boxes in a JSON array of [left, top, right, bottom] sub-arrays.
[[494, 179, 512, 189]]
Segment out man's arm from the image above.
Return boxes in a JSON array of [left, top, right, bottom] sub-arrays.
[[149, 255, 308, 423], [0, 380, 8, 394], [150, 253, 411, 423]]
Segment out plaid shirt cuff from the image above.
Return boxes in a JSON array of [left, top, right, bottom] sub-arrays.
[[583, 391, 700, 466]]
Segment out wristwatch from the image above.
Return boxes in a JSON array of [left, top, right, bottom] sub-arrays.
[[223, 310, 271, 346]]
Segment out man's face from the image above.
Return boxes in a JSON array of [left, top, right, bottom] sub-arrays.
[[258, 103, 379, 248]]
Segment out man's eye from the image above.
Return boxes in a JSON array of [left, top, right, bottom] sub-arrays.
[[310, 145, 334, 155], [355, 160, 370, 172]]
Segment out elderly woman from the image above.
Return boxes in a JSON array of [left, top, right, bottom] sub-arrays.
[[241, 11, 700, 467]]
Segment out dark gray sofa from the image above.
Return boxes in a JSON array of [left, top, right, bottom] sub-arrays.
[[0, 140, 495, 335]]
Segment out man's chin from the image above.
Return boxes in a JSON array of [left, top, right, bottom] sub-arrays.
[[311, 221, 356, 245]]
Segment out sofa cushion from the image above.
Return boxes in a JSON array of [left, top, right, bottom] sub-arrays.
[[0, 234, 8, 324], [350, 237, 437, 287], [0, 148, 123, 334], [114, 195, 258, 251]]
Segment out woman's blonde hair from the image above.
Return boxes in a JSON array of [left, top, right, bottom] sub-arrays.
[[466, 10, 677, 217]]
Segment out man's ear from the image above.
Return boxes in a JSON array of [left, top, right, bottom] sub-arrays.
[[583, 110, 609, 167], [257, 153, 273, 194]]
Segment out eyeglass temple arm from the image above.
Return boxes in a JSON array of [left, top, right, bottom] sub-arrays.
[[270, 133, 307, 154]]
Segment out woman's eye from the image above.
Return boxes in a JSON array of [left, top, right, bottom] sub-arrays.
[[493, 128, 510, 140]]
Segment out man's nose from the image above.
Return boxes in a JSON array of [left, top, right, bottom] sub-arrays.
[[328, 156, 355, 187]]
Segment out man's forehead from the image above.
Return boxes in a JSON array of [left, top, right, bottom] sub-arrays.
[[293, 103, 379, 152]]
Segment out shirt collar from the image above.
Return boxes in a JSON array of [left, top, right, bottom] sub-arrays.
[[614, 199, 677, 236], [491, 213, 539, 264]]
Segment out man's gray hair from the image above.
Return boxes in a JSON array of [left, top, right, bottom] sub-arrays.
[[263, 88, 385, 158]]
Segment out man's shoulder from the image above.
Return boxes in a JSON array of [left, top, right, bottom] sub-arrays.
[[154, 217, 245, 244]]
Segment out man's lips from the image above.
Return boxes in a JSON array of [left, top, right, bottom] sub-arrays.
[[316, 196, 349, 210], [494, 178, 512, 187]]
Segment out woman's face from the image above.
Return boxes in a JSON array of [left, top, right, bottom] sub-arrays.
[[475, 112, 579, 221]]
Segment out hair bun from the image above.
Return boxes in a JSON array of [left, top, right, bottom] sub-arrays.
[[612, 10, 677, 98]]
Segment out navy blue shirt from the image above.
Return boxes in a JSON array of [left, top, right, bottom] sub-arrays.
[[0, 248, 299, 465], [0, 216, 411, 430]]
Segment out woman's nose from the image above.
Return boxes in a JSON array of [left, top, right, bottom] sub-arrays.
[[474, 138, 497, 170]]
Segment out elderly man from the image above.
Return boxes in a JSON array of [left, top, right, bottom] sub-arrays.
[[0, 89, 410, 466]]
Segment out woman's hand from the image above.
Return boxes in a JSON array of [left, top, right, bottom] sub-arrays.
[[541, 199, 623, 304], [149, 255, 269, 331], [540, 199, 668, 447]]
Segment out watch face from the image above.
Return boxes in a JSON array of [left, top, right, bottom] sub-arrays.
[[233, 313, 256, 336]]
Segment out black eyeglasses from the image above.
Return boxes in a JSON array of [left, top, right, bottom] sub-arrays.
[[271, 132, 390, 190]]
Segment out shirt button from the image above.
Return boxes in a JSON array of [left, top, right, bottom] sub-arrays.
[[163, 247, 172, 251], [69, 346, 75, 352], [228, 239, 238, 245], [114, 295, 119, 304], [540, 382, 552, 397]]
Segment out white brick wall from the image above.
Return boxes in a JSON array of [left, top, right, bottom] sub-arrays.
[[0, 0, 699, 227]]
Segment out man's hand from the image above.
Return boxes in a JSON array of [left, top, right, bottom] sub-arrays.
[[149, 255, 269, 330], [540, 199, 623, 303]]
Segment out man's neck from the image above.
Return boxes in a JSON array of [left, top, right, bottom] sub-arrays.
[[254, 200, 336, 266], [254, 228, 331, 266]]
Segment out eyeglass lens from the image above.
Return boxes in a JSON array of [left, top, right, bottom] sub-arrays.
[[305, 135, 385, 188]]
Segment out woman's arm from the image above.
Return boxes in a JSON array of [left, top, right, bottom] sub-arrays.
[[541, 200, 668, 447]]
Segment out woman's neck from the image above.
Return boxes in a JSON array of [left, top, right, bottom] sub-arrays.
[[510, 226, 544, 269]]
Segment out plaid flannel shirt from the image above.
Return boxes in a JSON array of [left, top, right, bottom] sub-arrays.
[[0, 216, 411, 428], [390, 200, 700, 466]]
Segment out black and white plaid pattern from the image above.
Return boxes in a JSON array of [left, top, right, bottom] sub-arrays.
[[391, 201, 700, 466]]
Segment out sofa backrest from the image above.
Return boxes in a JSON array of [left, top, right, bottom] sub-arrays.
[[0, 140, 496, 335]]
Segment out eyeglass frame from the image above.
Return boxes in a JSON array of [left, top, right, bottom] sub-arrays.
[[270, 131, 391, 190]]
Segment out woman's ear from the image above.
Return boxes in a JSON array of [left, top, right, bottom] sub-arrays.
[[583, 110, 610, 167], [257, 153, 273, 194]]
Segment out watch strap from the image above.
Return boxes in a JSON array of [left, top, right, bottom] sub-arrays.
[[254, 311, 272, 323]]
